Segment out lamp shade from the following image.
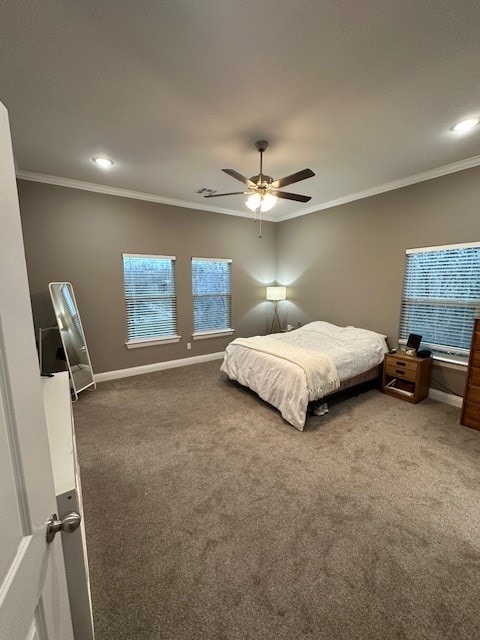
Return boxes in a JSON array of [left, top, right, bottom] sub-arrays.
[[266, 286, 287, 301]]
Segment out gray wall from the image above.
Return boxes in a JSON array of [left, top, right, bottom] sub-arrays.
[[18, 180, 276, 373], [19, 166, 480, 395], [276, 165, 480, 395]]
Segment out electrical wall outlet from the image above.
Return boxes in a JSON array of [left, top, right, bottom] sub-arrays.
[[187, 342, 192, 350]]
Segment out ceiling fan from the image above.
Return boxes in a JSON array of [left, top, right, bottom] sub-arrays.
[[204, 140, 315, 214]]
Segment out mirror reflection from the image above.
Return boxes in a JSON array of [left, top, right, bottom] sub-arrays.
[[49, 282, 95, 400]]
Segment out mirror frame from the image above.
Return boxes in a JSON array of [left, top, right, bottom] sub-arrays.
[[49, 282, 96, 400]]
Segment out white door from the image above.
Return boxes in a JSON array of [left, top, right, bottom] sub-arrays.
[[0, 102, 75, 639]]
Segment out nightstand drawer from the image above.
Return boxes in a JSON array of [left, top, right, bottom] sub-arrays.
[[385, 356, 417, 373], [385, 363, 417, 382]]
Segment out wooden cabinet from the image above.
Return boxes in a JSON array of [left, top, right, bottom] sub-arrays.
[[461, 318, 480, 431], [382, 350, 432, 403]]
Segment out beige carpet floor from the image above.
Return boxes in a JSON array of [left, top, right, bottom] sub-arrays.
[[73, 361, 480, 640]]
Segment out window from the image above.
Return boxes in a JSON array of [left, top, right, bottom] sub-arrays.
[[122, 254, 179, 348], [192, 257, 234, 339], [399, 242, 480, 362]]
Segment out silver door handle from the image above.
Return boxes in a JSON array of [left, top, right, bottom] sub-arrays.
[[46, 512, 81, 543]]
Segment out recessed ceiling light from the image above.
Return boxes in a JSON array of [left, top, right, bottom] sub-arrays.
[[450, 117, 480, 133], [92, 156, 114, 168]]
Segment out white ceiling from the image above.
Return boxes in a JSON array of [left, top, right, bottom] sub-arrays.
[[1, 1, 480, 220]]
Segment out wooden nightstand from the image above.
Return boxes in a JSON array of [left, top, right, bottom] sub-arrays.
[[382, 350, 432, 403]]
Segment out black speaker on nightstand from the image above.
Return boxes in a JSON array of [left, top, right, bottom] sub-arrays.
[[417, 349, 432, 358]]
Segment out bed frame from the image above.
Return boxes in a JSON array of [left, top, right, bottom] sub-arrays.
[[326, 363, 383, 396], [307, 363, 383, 418]]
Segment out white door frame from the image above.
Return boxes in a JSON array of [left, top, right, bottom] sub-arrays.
[[0, 101, 75, 639]]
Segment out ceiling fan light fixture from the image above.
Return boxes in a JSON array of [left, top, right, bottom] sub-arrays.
[[260, 193, 277, 213], [245, 192, 261, 212]]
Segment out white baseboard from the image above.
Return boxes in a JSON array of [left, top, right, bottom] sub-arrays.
[[428, 387, 463, 408], [95, 351, 224, 382]]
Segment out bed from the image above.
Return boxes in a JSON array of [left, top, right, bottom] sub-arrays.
[[220, 321, 388, 430]]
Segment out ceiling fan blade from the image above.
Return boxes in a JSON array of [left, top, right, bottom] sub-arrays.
[[272, 168, 315, 189], [204, 191, 245, 198], [276, 191, 312, 203], [222, 169, 256, 188]]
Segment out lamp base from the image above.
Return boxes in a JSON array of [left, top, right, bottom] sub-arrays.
[[269, 302, 281, 334]]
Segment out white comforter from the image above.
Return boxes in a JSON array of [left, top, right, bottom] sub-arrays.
[[232, 336, 340, 400], [221, 321, 388, 431]]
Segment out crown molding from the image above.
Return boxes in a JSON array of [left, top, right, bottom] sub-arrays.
[[15, 170, 277, 222], [17, 153, 480, 224], [274, 154, 480, 222]]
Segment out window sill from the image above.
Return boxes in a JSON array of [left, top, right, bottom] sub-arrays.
[[432, 354, 467, 371], [192, 329, 235, 340], [125, 336, 181, 349], [398, 340, 468, 370]]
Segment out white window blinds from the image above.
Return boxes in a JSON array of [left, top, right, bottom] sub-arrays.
[[60, 284, 82, 338], [192, 258, 232, 334], [123, 254, 177, 342], [399, 243, 480, 356]]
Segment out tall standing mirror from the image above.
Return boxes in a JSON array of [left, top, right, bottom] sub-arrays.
[[49, 282, 96, 400]]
